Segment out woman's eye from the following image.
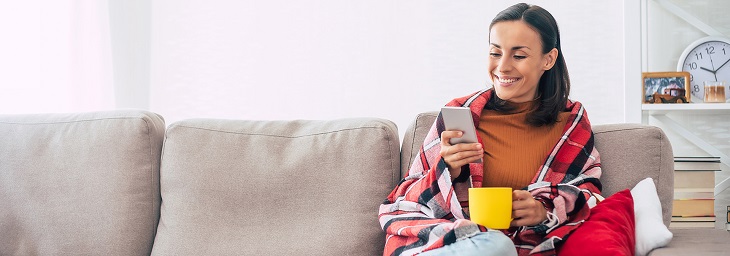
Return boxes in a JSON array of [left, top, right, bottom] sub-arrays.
[[514, 55, 527, 59], [489, 53, 502, 57]]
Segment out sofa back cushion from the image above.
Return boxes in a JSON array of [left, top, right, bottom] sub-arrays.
[[400, 112, 674, 227], [0, 110, 165, 255], [151, 118, 400, 255], [592, 123, 674, 227]]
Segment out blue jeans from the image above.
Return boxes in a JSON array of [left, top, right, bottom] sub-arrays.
[[418, 230, 517, 256]]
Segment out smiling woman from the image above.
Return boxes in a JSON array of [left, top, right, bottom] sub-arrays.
[[378, 3, 603, 256]]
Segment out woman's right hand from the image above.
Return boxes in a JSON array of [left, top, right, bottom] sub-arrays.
[[440, 130, 483, 181]]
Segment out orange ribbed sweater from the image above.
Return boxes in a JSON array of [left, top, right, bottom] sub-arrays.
[[477, 101, 570, 190]]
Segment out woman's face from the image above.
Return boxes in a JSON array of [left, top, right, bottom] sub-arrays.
[[488, 20, 556, 103]]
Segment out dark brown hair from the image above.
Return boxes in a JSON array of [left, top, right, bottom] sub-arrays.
[[486, 3, 570, 126]]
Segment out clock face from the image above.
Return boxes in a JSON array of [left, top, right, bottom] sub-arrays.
[[679, 37, 730, 103]]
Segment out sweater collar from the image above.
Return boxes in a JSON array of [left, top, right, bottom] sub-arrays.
[[503, 99, 538, 114]]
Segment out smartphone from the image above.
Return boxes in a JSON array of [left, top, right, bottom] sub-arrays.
[[441, 106, 482, 163], [441, 106, 479, 145]]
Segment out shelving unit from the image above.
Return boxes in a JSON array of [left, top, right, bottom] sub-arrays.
[[630, 0, 730, 229], [642, 103, 730, 196]]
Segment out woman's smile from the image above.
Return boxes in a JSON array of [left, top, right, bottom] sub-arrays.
[[494, 75, 521, 86]]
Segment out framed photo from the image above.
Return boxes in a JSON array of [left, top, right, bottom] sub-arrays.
[[642, 72, 691, 104]]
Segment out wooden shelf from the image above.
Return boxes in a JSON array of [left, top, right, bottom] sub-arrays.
[[642, 103, 730, 114]]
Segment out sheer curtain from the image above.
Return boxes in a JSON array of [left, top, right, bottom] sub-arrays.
[[0, 1, 115, 114]]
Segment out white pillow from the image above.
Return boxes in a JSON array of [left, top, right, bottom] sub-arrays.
[[630, 177, 673, 256]]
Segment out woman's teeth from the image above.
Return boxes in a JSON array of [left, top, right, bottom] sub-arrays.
[[498, 77, 518, 83]]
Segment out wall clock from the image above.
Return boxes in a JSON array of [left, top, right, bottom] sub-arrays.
[[676, 36, 730, 103]]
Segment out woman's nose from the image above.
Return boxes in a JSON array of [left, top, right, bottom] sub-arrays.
[[498, 57, 512, 72]]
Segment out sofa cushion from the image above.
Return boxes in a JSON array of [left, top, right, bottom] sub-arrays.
[[400, 112, 438, 178], [151, 118, 400, 255], [648, 228, 730, 255], [631, 178, 672, 255], [593, 124, 674, 227], [0, 110, 165, 255], [559, 189, 636, 256]]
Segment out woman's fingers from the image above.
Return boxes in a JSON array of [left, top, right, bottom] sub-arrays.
[[449, 143, 483, 158], [441, 143, 482, 167], [512, 190, 531, 203], [440, 130, 482, 180], [447, 152, 482, 169], [440, 130, 462, 146], [511, 190, 547, 226]]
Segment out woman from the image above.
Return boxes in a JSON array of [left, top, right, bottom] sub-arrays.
[[378, 3, 602, 256]]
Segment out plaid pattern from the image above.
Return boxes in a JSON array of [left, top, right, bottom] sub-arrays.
[[378, 89, 602, 256]]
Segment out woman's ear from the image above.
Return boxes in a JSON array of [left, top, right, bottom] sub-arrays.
[[543, 48, 558, 70]]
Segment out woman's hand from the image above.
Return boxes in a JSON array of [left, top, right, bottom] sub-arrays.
[[510, 190, 547, 227], [439, 130, 483, 181]]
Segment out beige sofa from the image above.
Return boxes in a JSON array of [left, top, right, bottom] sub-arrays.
[[1, 110, 729, 255]]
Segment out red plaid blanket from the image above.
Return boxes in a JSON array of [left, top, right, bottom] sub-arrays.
[[378, 89, 602, 256]]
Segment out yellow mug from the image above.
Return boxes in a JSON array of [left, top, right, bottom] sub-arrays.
[[468, 187, 512, 229]]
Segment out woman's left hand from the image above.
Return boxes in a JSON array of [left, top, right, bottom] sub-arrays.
[[510, 190, 547, 227]]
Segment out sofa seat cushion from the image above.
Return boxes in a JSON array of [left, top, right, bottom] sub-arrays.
[[560, 189, 636, 256], [648, 228, 730, 255], [0, 111, 165, 255], [151, 118, 400, 255]]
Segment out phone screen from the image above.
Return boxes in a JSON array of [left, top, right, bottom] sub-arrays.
[[441, 106, 479, 144]]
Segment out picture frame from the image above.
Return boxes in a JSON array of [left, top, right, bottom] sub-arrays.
[[642, 72, 691, 104]]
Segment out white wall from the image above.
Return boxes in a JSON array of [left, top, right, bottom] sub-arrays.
[[0, 1, 115, 114], [150, 1, 627, 138], [109, 0, 151, 110], [646, 0, 730, 72]]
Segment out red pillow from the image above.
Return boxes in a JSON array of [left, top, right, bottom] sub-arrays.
[[559, 189, 635, 256]]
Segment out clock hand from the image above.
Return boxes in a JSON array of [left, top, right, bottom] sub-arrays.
[[700, 66, 716, 74], [715, 58, 730, 72]]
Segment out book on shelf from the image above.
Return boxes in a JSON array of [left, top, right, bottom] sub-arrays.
[[672, 198, 714, 217], [669, 221, 715, 228], [671, 216, 716, 222], [674, 161, 721, 171], [674, 170, 716, 189], [671, 156, 719, 224], [674, 156, 721, 162], [674, 188, 714, 199], [673, 156, 721, 171]]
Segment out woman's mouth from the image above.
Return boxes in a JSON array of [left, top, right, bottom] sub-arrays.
[[495, 75, 520, 85]]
